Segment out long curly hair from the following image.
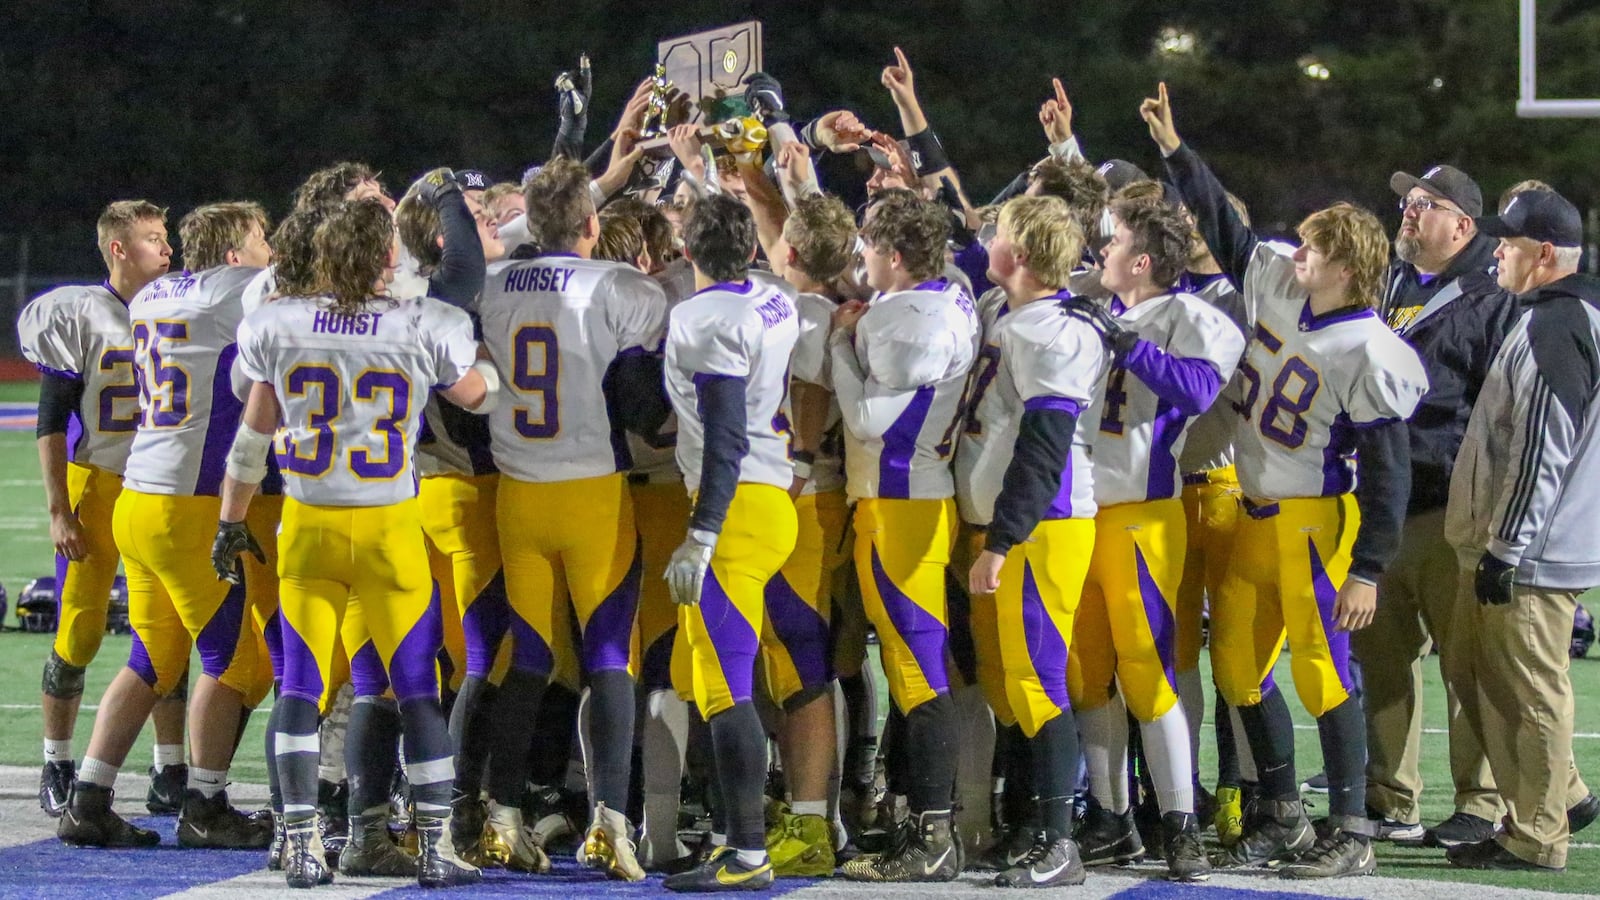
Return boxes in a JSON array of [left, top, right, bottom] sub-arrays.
[[311, 198, 395, 316]]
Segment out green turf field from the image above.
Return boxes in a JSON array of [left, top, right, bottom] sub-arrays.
[[0, 378, 1593, 890]]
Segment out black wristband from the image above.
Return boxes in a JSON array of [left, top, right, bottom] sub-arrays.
[[905, 129, 951, 175]]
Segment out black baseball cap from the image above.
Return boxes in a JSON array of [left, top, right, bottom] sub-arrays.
[[457, 169, 491, 191], [1096, 159, 1150, 193], [1474, 190, 1583, 248], [1390, 164, 1482, 217]]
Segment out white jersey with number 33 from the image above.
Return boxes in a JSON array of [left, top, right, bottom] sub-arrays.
[[236, 294, 478, 507], [479, 254, 667, 483]]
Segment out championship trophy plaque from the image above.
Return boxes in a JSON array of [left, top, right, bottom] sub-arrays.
[[637, 21, 764, 157]]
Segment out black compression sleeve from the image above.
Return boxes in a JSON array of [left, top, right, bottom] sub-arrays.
[[36, 370, 84, 439], [427, 192, 486, 309], [603, 352, 672, 439], [986, 405, 1078, 555], [1350, 419, 1411, 581], [1161, 143, 1258, 290], [583, 137, 615, 179], [691, 375, 750, 535]]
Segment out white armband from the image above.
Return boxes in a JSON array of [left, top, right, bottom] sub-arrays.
[[470, 358, 501, 414], [225, 424, 273, 485]]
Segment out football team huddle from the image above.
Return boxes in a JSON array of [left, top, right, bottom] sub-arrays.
[[19, 50, 1600, 893]]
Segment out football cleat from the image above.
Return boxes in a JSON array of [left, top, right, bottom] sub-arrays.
[[416, 813, 482, 888], [283, 819, 334, 888], [1162, 812, 1211, 882], [340, 809, 419, 877], [40, 760, 74, 818], [764, 811, 835, 877], [1075, 804, 1144, 866], [449, 791, 489, 863], [268, 812, 287, 871], [485, 800, 551, 873], [578, 801, 646, 881], [178, 788, 275, 849], [58, 782, 160, 847], [994, 835, 1086, 888], [840, 809, 960, 882], [1279, 828, 1376, 879], [977, 823, 1041, 872], [663, 845, 774, 893], [146, 763, 187, 815], [1214, 799, 1314, 868]]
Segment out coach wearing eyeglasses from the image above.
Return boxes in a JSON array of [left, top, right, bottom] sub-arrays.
[[1355, 165, 1517, 849]]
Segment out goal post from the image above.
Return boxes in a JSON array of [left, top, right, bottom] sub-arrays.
[[1518, 0, 1600, 117]]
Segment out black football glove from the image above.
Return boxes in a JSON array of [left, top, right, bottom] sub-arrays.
[[212, 520, 265, 585], [743, 71, 789, 124], [1062, 296, 1139, 361], [417, 168, 461, 207], [1474, 550, 1516, 605]]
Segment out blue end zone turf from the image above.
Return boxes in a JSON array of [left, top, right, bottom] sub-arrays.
[[0, 816, 261, 899], [1109, 881, 1344, 900], [367, 859, 819, 898]]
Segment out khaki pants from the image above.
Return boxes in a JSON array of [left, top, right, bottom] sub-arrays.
[[1451, 568, 1589, 868], [1353, 510, 1499, 824]]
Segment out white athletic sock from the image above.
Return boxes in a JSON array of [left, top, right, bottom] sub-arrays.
[[735, 848, 768, 866], [190, 765, 228, 799], [78, 757, 119, 789], [1140, 706, 1195, 814], [1174, 668, 1204, 778], [1228, 703, 1258, 782], [153, 742, 184, 771], [1079, 703, 1130, 814], [44, 738, 73, 765], [791, 800, 828, 817], [711, 832, 728, 847]]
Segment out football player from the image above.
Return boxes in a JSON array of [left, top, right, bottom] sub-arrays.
[[832, 194, 978, 883], [1148, 84, 1429, 878], [58, 202, 276, 851], [477, 158, 668, 881], [18, 201, 188, 818], [956, 194, 1109, 888], [215, 197, 495, 888], [659, 193, 799, 893]]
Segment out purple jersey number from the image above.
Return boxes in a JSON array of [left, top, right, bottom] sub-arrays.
[[513, 324, 560, 439], [349, 370, 411, 480], [282, 365, 339, 477]]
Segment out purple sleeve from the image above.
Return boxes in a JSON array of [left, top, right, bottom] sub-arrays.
[[953, 242, 994, 299], [1123, 339, 1221, 416]]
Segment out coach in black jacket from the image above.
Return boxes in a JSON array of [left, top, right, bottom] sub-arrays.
[[1356, 165, 1517, 848]]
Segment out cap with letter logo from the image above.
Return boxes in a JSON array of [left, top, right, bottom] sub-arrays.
[[1474, 189, 1583, 248], [1390, 164, 1483, 217]]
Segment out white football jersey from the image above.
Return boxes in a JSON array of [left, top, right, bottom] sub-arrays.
[[1231, 243, 1429, 501], [1174, 272, 1249, 475], [236, 294, 477, 506], [122, 267, 262, 496], [479, 254, 667, 483], [666, 279, 799, 494], [790, 292, 846, 496], [956, 293, 1109, 524], [1092, 292, 1246, 506], [619, 262, 697, 485], [832, 279, 978, 501], [389, 244, 430, 302], [241, 265, 276, 319], [17, 283, 139, 474]]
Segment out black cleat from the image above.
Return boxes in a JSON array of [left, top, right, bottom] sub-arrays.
[[178, 789, 275, 849], [840, 809, 960, 882], [1279, 827, 1377, 879], [58, 782, 160, 847], [994, 836, 1086, 888], [40, 760, 74, 818], [1448, 838, 1562, 872], [1214, 799, 1313, 868], [977, 824, 1042, 872], [1162, 812, 1211, 882], [317, 779, 349, 862], [283, 821, 334, 888], [1569, 793, 1600, 836], [1075, 805, 1144, 866], [341, 811, 418, 877], [663, 845, 774, 892], [146, 763, 187, 815], [1425, 811, 1496, 849]]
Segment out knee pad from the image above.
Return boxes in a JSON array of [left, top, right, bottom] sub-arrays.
[[42, 650, 87, 699]]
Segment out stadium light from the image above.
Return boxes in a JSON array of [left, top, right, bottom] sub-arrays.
[[1156, 27, 1198, 56], [1299, 57, 1331, 81]]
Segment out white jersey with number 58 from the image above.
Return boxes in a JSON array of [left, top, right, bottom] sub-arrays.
[[236, 294, 478, 507]]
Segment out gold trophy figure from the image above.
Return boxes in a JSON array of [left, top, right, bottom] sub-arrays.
[[640, 64, 673, 138]]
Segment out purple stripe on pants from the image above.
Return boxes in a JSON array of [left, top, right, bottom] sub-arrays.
[[869, 545, 950, 695], [194, 578, 247, 678], [53, 553, 68, 625], [700, 567, 759, 705], [1019, 561, 1070, 712], [350, 640, 390, 697], [1307, 535, 1353, 694], [878, 386, 934, 499], [278, 611, 325, 705], [263, 608, 284, 676], [763, 573, 833, 693], [582, 543, 642, 673], [461, 570, 511, 677], [509, 614, 554, 676], [1134, 544, 1178, 694], [127, 628, 159, 686], [387, 589, 444, 702]]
